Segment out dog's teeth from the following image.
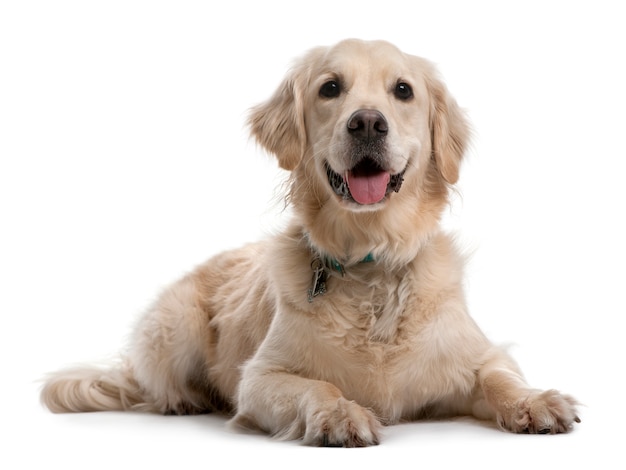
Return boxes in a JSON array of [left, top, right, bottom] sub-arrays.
[[327, 167, 350, 198]]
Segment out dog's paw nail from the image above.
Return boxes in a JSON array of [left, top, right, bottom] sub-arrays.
[[320, 432, 345, 447]]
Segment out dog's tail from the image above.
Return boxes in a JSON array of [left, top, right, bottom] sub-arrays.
[[40, 361, 147, 413]]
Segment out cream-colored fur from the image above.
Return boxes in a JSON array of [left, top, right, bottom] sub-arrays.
[[41, 39, 579, 446]]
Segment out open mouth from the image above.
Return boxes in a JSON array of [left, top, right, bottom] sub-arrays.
[[326, 158, 405, 205]]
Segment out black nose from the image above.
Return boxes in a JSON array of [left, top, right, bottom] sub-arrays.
[[347, 109, 388, 141]]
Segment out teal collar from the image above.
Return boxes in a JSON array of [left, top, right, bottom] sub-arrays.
[[325, 252, 375, 275]]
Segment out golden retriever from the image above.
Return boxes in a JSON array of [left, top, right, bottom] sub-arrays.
[[41, 39, 580, 446]]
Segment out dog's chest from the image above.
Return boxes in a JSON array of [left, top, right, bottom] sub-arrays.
[[303, 266, 478, 421], [314, 267, 413, 344]]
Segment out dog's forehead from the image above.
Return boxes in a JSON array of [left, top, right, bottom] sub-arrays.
[[317, 39, 420, 83], [327, 39, 402, 60]]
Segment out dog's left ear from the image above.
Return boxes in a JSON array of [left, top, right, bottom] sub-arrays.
[[248, 67, 307, 171], [426, 74, 470, 185]]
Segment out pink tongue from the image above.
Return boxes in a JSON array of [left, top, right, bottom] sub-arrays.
[[345, 171, 391, 205]]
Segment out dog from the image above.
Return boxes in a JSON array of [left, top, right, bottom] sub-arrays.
[[41, 39, 580, 446]]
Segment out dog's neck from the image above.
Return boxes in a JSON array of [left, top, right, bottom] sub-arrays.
[[304, 231, 374, 271]]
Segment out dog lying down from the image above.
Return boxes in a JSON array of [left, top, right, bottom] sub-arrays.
[[41, 39, 580, 446]]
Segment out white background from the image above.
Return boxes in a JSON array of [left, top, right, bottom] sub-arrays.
[[1, 0, 624, 468]]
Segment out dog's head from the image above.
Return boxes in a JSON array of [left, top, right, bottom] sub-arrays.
[[249, 39, 469, 261]]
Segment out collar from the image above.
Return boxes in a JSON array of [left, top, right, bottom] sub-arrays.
[[325, 252, 375, 275]]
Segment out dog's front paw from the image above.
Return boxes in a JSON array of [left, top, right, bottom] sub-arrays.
[[498, 389, 580, 434], [303, 397, 381, 447]]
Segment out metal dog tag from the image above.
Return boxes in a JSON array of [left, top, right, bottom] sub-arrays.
[[307, 258, 327, 302]]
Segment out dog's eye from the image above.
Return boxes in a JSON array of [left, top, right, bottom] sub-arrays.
[[319, 80, 341, 98], [394, 82, 413, 101]]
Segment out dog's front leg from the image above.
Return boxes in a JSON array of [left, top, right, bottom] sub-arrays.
[[230, 362, 381, 447], [477, 349, 580, 434]]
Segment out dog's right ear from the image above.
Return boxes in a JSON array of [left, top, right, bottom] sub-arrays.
[[248, 66, 307, 171]]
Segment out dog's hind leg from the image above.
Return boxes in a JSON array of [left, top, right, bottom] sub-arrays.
[[41, 274, 219, 415]]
